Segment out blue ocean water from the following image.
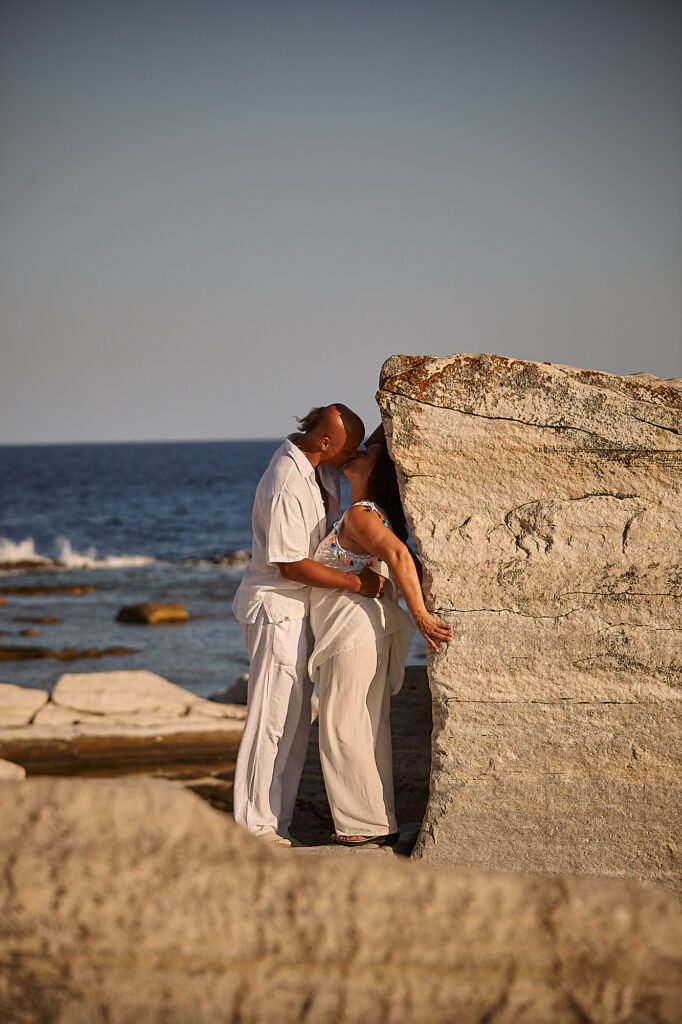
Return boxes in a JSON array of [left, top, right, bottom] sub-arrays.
[[0, 441, 426, 697], [0, 441, 280, 696]]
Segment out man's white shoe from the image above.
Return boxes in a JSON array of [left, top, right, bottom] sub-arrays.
[[256, 832, 292, 847]]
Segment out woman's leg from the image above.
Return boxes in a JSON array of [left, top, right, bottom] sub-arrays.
[[318, 637, 397, 838]]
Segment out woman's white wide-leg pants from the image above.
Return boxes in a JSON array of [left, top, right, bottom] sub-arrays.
[[317, 635, 397, 838], [233, 610, 313, 838]]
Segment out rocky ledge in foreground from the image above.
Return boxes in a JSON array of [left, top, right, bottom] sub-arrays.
[[378, 354, 682, 894], [1, 777, 680, 1024], [0, 672, 245, 772]]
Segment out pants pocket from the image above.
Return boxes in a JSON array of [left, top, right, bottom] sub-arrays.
[[270, 620, 304, 667]]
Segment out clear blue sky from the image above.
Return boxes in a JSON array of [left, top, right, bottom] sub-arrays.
[[1, 0, 680, 443]]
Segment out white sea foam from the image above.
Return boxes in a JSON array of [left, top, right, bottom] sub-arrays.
[[55, 537, 156, 569], [0, 537, 52, 565], [0, 535, 156, 570]]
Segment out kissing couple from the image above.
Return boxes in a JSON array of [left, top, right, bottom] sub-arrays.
[[232, 403, 452, 847]]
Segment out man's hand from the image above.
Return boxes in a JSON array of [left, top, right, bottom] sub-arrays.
[[357, 567, 384, 598]]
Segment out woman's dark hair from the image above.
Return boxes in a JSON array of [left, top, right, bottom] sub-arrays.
[[366, 442, 408, 542]]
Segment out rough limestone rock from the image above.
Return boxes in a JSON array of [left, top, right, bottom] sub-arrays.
[[116, 602, 189, 624], [0, 758, 25, 779], [1, 778, 680, 1024], [0, 683, 48, 727], [378, 354, 682, 892]]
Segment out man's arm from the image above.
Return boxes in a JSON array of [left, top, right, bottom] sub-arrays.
[[277, 559, 384, 598]]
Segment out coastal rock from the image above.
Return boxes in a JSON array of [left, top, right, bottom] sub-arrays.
[[31, 702, 93, 726], [0, 758, 26, 779], [378, 354, 682, 891], [1, 777, 680, 1023], [0, 584, 95, 596], [0, 683, 49, 727], [52, 670, 195, 716], [14, 615, 62, 625], [209, 674, 249, 705], [188, 700, 247, 721], [0, 643, 136, 662], [116, 602, 189, 624]]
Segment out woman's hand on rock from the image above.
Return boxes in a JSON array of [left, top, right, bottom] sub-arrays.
[[415, 612, 453, 653]]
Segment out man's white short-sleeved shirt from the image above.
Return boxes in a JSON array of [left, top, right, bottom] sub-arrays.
[[232, 439, 341, 624]]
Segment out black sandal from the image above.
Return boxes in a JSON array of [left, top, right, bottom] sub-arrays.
[[333, 832, 400, 847]]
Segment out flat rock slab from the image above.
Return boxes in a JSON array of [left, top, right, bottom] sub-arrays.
[[53, 670, 196, 715], [0, 673, 245, 772], [116, 602, 189, 624], [0, 683, 48, 727], [378, 354, 682, 892], [0, 724, 243, 774], [1, 777, 680, 1023], [0, 758, 26, 779]]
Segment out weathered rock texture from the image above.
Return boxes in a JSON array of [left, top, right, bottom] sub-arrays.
[[378, 354, 682, 892], [0, 683, 48, 727], [0, 674, 245, 774], [0, 758, 25, 779], [1, 777, 681, 1024]]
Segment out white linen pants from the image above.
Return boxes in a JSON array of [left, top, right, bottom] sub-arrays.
[[233, 610, 313, 838], [318, 635, 397, 838]]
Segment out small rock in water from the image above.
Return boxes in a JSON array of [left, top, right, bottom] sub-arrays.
[[0, 644, 137, 662], [0, 584, 95, 597], [55, 646, 137, 661], [14, 615, 63, 625], [19, 628, 40, 638], [116, 603, 189, 625]]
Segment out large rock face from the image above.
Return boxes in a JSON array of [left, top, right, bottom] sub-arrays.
[[1, 777, 681, 1023], [378, 354, 682, 891]]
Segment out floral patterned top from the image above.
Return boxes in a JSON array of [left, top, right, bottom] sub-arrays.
[[313, 500, 392, 572]]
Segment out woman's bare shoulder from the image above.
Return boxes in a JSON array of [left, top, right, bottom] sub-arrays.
[[345, 502, 381, 523], [344, 503, 389, 538]]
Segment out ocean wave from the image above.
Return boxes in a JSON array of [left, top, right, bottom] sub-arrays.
[[0, 536, 157, 571], [0, 538, 52, 567], [55, 537, 157, 569]]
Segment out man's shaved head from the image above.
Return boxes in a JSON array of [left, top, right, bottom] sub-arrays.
[[294, 403, 365, 467]]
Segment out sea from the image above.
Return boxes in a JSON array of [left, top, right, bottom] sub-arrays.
[[0, 441, 425, 698]]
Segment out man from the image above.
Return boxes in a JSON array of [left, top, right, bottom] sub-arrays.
[[232, 404, 384, 845]]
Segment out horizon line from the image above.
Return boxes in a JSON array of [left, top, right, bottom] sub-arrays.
[[0, 436, 284, 448]]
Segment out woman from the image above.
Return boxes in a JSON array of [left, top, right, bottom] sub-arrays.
[[309, 440, 452, 846]]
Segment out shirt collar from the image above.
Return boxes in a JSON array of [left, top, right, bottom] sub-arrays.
[[284, 437, 317, 480]]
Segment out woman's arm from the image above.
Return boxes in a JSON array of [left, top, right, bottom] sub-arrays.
[[341, 507, 452, 652]]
